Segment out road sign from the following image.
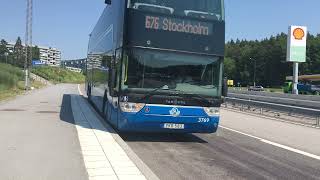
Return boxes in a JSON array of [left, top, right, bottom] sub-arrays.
[[286, 26, 307, 63], [32, 60, 46, 67]]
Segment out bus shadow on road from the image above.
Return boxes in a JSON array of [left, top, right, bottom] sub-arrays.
[[120, 133, 208, 143], [59, 94, 117, 134], [59, 94, 207, 144], [59, 94, 76, 125]]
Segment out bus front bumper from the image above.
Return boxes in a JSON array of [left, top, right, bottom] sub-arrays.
[[117, 111, 220, 134]]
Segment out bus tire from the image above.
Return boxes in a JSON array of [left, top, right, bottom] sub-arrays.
[[87, 84, 92, 100], [102, 89, 108, 114]]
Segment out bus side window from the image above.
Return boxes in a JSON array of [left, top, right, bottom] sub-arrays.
[[114, 49, 122, 93], [121, 54, 129, 89], [103, 53, 112, 93], [108, 50, 122, 96]]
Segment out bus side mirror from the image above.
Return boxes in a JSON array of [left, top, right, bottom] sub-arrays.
[[222, 78, 228, 97], [105, 0, 111, 5]]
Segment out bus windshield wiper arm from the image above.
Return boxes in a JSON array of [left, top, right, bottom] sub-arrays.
[[169, 90, 212, 105], [138, 87, 168, 101], [190, 94, 212, 105]]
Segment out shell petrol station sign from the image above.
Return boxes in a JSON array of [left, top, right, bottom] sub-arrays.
[[286, 26, 307, 62]]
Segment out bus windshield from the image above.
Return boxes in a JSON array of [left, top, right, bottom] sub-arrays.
[[122, 49, 222, 97], [129, 0, 225, 21]]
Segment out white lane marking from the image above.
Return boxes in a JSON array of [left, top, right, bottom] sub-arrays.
[[261, 140, 320, 161], [220, 125, 320, 161], [78, 84, 83, 96], [220, 126, 262, 140]]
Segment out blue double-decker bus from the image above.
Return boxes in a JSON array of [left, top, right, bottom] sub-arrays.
[[86, 0, 226, 133]]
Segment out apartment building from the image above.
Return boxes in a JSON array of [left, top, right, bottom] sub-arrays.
[[38, 46, 61, 66], [6, 43, 61, 66]]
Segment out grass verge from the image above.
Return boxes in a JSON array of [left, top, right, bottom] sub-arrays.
[[32, 66, 85, 84], [0, 63, 46, 101], [0, 63, 24, 91], [0, 80, 46, 102]]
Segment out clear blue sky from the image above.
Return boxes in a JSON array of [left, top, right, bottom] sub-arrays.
[[0, 0, 319, 59]]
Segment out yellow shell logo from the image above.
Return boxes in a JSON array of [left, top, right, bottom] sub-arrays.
[[293, 28, 305, 40]]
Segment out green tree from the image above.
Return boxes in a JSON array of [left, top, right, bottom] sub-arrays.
[[0, 39, 8, 54], [13, 37, 24, 68], [224, 57, 236, 79], [0, 39, 9, 63], [32, 46, 40, 60], [225, 33, 320, 87]]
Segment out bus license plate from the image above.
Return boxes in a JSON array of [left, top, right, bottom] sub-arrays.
[[163, 123, 185, 129]]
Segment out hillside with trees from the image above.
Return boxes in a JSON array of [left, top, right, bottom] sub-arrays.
[[0, 37, 40, 68], [225, 33, 320, 87]]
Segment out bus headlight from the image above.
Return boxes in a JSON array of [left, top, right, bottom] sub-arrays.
[[204, 107, 220, 117], [120, 102, 145, 113]]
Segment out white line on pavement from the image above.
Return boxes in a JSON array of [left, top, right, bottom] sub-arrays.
[[220, 125, 320, 161], [78, 84, 83, 96]]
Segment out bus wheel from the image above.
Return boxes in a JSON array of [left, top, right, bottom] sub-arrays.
[[87, 85, 92, 99], [102, 89, 108, 114]]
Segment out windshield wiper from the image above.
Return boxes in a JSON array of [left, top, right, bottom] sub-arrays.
[[138, 86, 170, 101], [168, 89, 212, 105], [138, 88, 214, 106]]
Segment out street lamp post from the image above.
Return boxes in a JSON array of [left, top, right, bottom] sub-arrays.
[[25, 0, 33, 90], [4, 52, 9, 64], [250, 58, 256, 87]]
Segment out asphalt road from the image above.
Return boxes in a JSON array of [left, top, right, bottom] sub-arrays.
[[0, 84, 88, 180], [3, 84, 319, 180], [120, 112, 320, 180]]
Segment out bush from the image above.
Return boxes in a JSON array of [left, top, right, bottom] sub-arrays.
[[0, 63, 23, 90]]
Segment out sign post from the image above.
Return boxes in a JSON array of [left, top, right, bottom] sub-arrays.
[[286, 26, 307, 95], [293, 62, 299, 95]]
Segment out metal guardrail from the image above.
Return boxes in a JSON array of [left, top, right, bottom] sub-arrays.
[[229, 89, 320, 102], [228, 92, 320, 110], [225, 97, 320, 127]]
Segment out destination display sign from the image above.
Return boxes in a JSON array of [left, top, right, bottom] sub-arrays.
[[126, 10, 225, 56], [145, 15, 213, 36]]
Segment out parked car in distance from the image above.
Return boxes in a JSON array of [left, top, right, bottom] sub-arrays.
[[248, 86, 264, 91]]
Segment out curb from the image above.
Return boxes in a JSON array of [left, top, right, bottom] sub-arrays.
[[79, 96, 160, 180]]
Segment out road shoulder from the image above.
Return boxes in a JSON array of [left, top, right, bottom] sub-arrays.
[[220, 109, 320, 156], [71, 95, 159, 180]]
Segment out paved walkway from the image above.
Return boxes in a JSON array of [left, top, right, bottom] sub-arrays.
[[0, 84, 153, 180], [0, 84, 88, 180], [72, 95, 147, 180]]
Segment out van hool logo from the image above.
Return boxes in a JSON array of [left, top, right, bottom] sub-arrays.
[[145, 15, 212, 36], [293, 28, 305, 40], [169, 107, 181, 117]]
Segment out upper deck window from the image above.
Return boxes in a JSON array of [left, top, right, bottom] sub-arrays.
[[128, 0, 225, 21]]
